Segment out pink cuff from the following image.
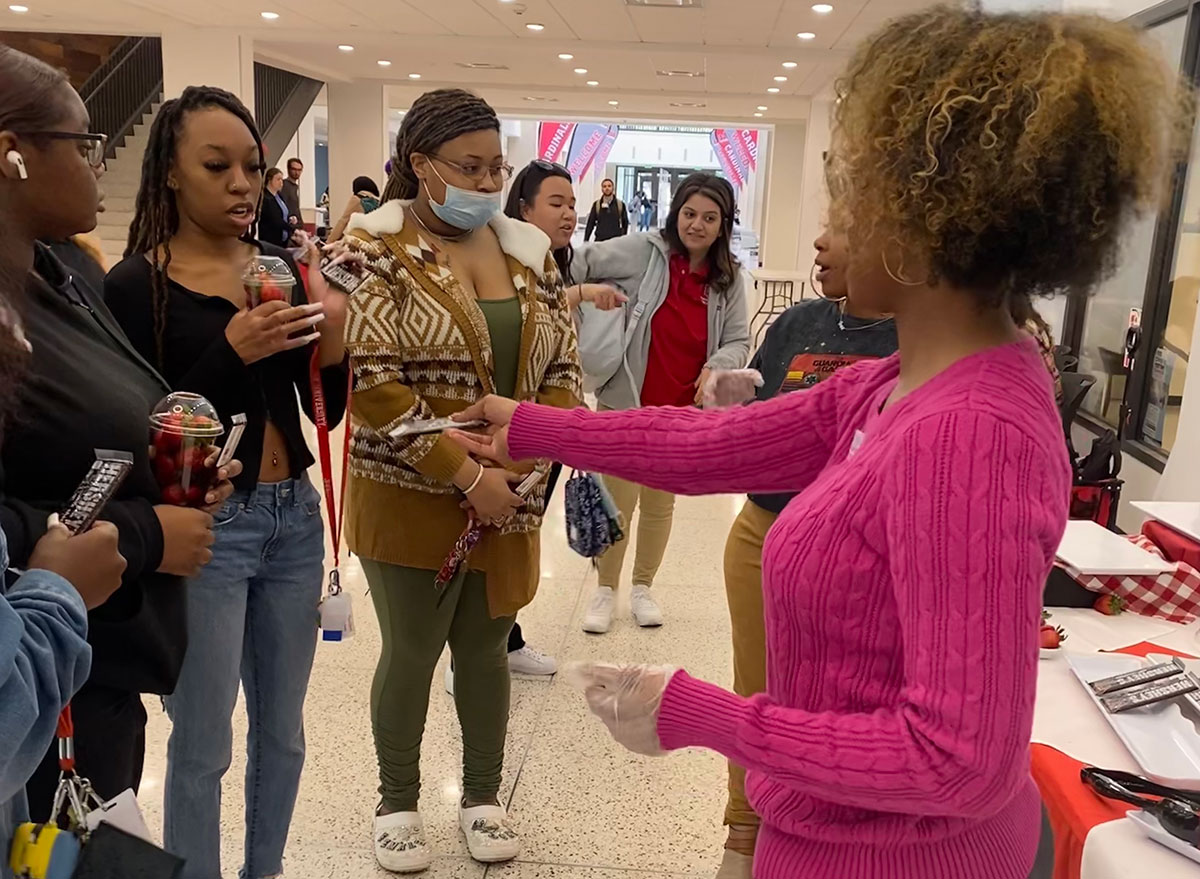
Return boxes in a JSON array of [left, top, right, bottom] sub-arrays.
[[657, 670, 747, 755], [509, 402, 574, 462]]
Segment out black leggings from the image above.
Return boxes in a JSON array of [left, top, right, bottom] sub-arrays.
[[507, 463, 564, 654]]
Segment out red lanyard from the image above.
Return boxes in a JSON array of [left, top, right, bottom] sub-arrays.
[[57, 703, 74, 772], [308, 338, 353, 583]]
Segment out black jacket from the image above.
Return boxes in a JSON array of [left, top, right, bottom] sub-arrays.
[[1, 243, 183, 694], [258, 190, 294, 248], [585, 197, 628, 242]]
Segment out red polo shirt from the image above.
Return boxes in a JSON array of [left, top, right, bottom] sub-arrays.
[[641, 253, 710, 407]]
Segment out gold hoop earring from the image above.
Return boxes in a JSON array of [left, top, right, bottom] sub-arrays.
[[881, 244, 923, 287]]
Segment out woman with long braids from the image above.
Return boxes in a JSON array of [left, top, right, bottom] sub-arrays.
[[104, 85, 349, 879], [340, 89, 581, 870], [450, 9, 1187, 879]]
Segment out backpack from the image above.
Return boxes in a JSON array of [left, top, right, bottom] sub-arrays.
[[574, 297, 645, 395]]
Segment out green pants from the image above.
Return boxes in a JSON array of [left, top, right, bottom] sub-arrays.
[[362, 560, 516, 812]]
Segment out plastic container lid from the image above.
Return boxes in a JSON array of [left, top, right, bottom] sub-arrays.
[[241, 254, 295, 287], [149, 392, 225, 438]]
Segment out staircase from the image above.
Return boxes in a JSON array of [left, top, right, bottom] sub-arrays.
[[94, 103, 158, 268]]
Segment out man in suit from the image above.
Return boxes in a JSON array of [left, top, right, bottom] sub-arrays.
[[259, 168, 296, 247], [584, 178, 629, 242], [281, 157, 303, 226]]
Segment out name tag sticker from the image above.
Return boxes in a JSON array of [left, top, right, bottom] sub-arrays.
[[849, 430, 866, 459]]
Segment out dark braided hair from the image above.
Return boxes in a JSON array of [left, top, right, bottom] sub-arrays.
[[383, 89, 500, 203], [125, 85, 265, 368]]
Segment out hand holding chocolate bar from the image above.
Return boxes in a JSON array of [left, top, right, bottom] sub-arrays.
[[29, 514, 126, 609]]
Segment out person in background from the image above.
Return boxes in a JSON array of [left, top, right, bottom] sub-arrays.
[[584, 178, 628, 242], [258, 167, 296, 248], [281, 156, 303, 226], [1012, 296, 1064, 406], [449, 9, 1184, 879], [328, 175, 382, 242], [639, 192, 655, 232], [341, 88, 581, 871], [0, 48, 231, 821], [572, 171, 750, 634], [715, 228, 896, 879], [105, 85, 349, 879]]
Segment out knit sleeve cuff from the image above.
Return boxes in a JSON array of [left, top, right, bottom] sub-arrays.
[[656, 670, 746, 754], [509, 402, 574, 462]]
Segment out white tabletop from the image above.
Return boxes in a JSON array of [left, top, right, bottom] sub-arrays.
[[1132, 502, 1200, 544], [1056, 519, 1175, 576]]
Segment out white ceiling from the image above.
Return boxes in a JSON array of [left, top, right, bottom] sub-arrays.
[[1, 0, 936, 123]]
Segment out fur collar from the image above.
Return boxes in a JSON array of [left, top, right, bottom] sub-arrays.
[[346, 200, 551, 272]]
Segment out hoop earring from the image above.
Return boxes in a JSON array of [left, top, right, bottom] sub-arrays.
[[810, 261, 846, 302], [881, 244, 923, 287]]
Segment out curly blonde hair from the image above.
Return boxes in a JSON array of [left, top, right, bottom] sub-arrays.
[[829, 6, 1193, 307]]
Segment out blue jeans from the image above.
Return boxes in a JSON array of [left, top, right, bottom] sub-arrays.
[[164, 478, 325, 879]]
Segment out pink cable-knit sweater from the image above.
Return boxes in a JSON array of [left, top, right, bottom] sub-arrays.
[[510, 337, 1070, 879]]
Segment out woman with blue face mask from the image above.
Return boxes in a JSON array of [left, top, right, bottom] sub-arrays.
[[340, 89, 582, 871]]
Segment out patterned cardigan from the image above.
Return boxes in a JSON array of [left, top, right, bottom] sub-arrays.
[[342, 201, 582, 617]]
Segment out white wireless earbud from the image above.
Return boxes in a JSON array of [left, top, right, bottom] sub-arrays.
[[5, 150, 27, 180]]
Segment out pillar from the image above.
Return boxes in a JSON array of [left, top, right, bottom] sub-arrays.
[[760, 122, 807, 270], [327, 82, 388, 217], [795, 98, 833, 272], [161, 29, 254, 112]]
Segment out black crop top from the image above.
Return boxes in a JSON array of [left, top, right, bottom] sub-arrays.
[[104, 241, 348, 490]]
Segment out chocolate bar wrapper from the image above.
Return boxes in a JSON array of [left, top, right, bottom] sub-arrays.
[[60, 449, 135, 535], [1089, 657, 1187, 695], [391, 417, 486, 438], [1101, 674, 1199, 713]]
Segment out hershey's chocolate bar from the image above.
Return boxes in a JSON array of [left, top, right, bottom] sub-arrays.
[[59, 450, 135, 535], [1101, 674, 1199, 713], [1089, 657, 1187, 695]]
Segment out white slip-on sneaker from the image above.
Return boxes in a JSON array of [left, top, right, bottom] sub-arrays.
[[582, 586, 615, 634], [374, 810, 433, 873], [459, 803, 521, 863], [508, 644, 557, 676], [631, 584, 664, 628]]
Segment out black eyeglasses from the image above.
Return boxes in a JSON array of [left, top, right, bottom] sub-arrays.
[[15, 131, 107, 168]]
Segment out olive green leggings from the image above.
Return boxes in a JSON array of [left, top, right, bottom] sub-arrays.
[[362, 560, 516, 812]]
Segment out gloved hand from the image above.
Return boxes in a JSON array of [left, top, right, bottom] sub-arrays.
[[701, 368, 764, 409], [563, 662, 678, 756]]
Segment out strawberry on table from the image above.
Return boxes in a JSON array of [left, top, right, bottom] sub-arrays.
[[1040, 625, 1067, 649], [1093, 594, 1127, 616]]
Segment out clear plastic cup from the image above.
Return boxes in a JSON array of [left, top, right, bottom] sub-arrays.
[[241, 254, 295, 309], [150, 392, 225, 507]]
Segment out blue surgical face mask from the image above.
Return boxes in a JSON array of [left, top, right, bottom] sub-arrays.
[[424, 163, 501, 231]]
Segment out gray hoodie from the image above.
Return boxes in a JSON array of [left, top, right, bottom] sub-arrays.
[[573, 231, 751, 410]]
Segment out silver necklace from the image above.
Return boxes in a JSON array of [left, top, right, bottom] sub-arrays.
[[837, 298, 893, 333], [409, 205, 472, 244]]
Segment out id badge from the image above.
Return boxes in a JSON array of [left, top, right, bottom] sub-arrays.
[[83, 789, 152, 844]]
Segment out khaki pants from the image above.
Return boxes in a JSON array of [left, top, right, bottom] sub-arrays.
[[723, 500, 778, 828], [595, 474, 677, 589]]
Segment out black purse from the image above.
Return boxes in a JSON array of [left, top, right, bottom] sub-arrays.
[[72, 824, 184, 879]]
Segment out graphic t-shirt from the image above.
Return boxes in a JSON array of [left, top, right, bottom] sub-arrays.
[[748, 297, 898, 514]]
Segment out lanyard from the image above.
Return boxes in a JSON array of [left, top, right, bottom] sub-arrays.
[[308, 332, 353, 595]]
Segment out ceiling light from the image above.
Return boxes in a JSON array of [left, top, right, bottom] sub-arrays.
[[812, 3, 833, 12], [458, 61, 510, 70], [754, 112, 763, 117], [774, 75, 787, 82], [574, 67, 588, 74], [782, 61, 798, 68], [757, 105, 768, 110], [408, 73, 421, 79], [587, 80, 599, 86], [626, 0, 703, 6], [797, 32, 815, 40], [260, 11, 279, 19], [377, 60, 391, 66], [558, 53, 574, 60], [608, 100, 619, 106], [767, 87, 780, 93], [338, 44, 354, 52], [526, 23, 545, 31], [8, 3, 28, 10]]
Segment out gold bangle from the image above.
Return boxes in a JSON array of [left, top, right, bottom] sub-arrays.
[[463, 462, 485, 494]]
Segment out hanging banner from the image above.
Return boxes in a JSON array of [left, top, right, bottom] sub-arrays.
[[566, 123, 610, 180], [581, 125, 620, 180], [537, 122, 576, 163], [710, 129, 746, 189], [726, 129, 755, 178], [738, 129, 759, 170]]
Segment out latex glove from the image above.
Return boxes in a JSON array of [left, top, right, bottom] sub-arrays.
[[563, 661, 678, 756], [701, 368, 764, 409]]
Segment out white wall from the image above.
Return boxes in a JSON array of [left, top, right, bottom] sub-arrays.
[[281, 106, 318, 214], [326, 83, 388, 219], [760, 122, 807, 270], [161, 30, 254, 110]]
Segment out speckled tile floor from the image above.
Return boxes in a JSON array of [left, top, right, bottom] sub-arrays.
[[136, 441, 743, 879]]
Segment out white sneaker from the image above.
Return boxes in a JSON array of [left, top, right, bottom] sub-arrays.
[[459, 803, 521, 863], [374, 810, 432, 873], [508, 644, 557, 676], [631, 584, 664, 627], [582, 586, 615, 634], [444, 662, 454, 696]]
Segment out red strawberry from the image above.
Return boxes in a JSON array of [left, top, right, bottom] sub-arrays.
[[161, 483, 187, 506], [260, 283, 289, 303], [1094, 594, 1126, 616], [184, 485, 205, 506], [154, 454, 177, 485], [1040, 626, 1067, 649]]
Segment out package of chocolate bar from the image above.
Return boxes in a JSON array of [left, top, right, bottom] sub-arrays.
[[59, 449, 135, 535], [1101, 674, 1199, 713], [1089, 657, 1187, 695]]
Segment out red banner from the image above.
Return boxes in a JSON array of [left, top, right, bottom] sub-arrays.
[[710, 129, 745, 189], [567, 124, 609, 180], [581, 125, 620, 180], [738, 129, 759, 170], [537, 122, 575, 163]]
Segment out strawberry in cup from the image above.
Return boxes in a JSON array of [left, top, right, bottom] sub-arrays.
[[150, 392, 225, 507], [242, 254, 295, 309]]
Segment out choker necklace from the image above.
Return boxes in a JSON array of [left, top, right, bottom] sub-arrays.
[[409, 205, 472, 243], [837, 298, 893, 333]]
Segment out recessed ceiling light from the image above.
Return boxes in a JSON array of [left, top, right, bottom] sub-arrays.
[[338, 44, 354, 52], [774, 75, 787, 82], [812, 3, 834, 12], [408, 73, 421, 79], [558, 53, 574, 60], [377, 60, 392, 66], [797, 32, 815, 40], [574, 67, 588, 74], [8, 3, 28, 10], [767, 87, 781, 93], [608, 100, 619, 106], [526, 22, 545, 31], [587, 80, 599, 86], [782, 61, 798, 68], [754, 112, 763, 117], [757, 105, 768, 110], [260, 11, 279, 19]]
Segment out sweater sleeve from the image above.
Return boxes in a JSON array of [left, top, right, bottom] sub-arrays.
[[655, 410, 1069, 818], [508, 368, 849, 496], [706, 269, 751, 371], [0, 569, 91, 802], [535, 261, 583, 410]]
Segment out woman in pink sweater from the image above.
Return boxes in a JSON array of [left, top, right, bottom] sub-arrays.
[[449, 9, 1186, 879]]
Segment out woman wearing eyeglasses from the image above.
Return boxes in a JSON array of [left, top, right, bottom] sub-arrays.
[[340, 89, 582, 870]]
